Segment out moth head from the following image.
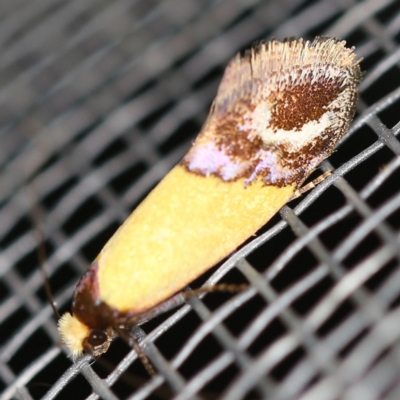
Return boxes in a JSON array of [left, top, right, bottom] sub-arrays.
[[58, 312, 112, 360]]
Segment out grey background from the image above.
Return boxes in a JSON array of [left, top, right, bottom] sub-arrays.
[[1, 0, 400, 399]]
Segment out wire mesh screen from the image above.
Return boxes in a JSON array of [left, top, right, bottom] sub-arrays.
[[1, 0, 400, 399]]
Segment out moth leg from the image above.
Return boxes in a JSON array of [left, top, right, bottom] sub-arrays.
[[181, 283, 248, 300], [292, 170, 332, 200], [113, 326, 156, 376], [129, 284, 248, 327], [122, 283, 247, 374]]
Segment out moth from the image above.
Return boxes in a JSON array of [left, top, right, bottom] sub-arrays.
[[58, 37, 362, 359]]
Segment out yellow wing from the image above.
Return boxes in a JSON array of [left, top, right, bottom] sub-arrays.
[[96, 165, 295, 313]]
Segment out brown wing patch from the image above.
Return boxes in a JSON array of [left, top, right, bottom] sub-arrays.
[[182, 37, 362, 187]]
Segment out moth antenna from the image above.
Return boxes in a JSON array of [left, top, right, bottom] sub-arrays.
[[29, 188, 61, 320]]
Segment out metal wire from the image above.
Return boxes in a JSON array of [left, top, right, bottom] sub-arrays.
[[1, 0, 400, 399]]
